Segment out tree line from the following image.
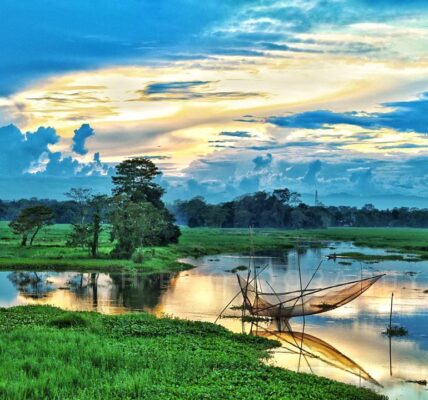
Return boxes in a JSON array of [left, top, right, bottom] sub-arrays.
[[173, 191, 428, 229], [2, 176, 428, 246], [1, 158, 180, 260]]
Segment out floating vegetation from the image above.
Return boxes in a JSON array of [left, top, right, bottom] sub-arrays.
[[405, 379, 427, 386], [229, 304, 247, 311], [404, 271, 418, 276], [383, 325, 408, 337], [227, 265, 249, 273], [241, 315, 271, 323], [338, 261, 352, 266]]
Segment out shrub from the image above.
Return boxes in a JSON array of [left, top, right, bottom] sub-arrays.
[[131, 247, 145, 264], [49, 313, 89, 329]]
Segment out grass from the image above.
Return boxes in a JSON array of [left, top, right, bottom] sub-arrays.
[[0, 223, 295, 272], [0, 222, 427, 272], [0, 305, 386, 400], [383, 325, 408, 337], [293, 228, 428, 256]]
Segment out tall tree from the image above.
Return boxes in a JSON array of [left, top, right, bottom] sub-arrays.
[[88, 195, 109, 257], [67, 193, 109, 258], [9, 205, 54, 246], [110, 158, 180, 259], [65, 187, 92, 223], [112, 157, 164, 206]]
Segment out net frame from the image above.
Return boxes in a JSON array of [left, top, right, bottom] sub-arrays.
[[237, 274, 384, 319]]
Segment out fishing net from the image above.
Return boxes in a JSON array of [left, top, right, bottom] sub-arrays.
[[257, 330, 380, 386], [237, 274, 384, 319]]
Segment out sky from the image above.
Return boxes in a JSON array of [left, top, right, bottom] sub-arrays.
[[0, 0, 428, 207]]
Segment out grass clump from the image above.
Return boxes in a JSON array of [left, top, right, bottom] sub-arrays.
[[228, 265, 249, 273], [383, 325, 408, 337], [131, 247, 145, 264], [0, 305, 386, 400], [48, 312, 91, 329]]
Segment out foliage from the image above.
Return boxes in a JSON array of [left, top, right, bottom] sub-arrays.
[[110, 158, 180, 259], [8, 205, 54, 246], [48, 312, 91, 329], [0, 306, 386, 400], [383, 325, 408, 337], [1, 223, 428, 272], [131, 247, 145, 264], [174, 191, 428, 229], [112, 157, 164, 206], [64, 187, 92, 223], [109, 198, 179, 259], [66, 191, 110, 258]]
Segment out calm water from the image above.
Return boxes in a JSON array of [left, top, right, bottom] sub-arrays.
[[1, 242, 427, 399]]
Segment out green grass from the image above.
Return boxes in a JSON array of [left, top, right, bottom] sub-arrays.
[[1, 222, 427, 272], [294, 227, 428, 255], [0, 306, 386, 400]]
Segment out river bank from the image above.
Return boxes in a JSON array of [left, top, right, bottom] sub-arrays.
[[0, 305, 386, 400], [1, 223, 427, 272]]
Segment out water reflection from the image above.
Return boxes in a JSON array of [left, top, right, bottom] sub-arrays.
[[0, 242, 427, 399], [1, 270, 177, 314]]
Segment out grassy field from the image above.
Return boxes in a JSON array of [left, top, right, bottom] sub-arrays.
[[1, 222, 427, 271], [0, 305, 386, 400], [0, 222, 295, 271]]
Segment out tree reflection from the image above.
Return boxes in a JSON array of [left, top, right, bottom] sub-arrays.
[[8, 272, 54, 299]]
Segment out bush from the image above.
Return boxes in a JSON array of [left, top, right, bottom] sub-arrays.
[[131, 247, 145, 264], [48, 313, 89, 329], [383, 325, 408, 337]]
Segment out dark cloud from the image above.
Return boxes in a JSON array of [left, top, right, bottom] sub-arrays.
[[268, 92, 428, 134], [252, 153, 272, 170], [72, 123, 94, 155], [219, 131, 253, 138], [131, 80, 262, 101]]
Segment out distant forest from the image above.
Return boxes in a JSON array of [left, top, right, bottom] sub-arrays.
[[1, 189, 428, 229]]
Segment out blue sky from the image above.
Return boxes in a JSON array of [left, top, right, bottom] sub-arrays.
[[0, 0, 428, 207]]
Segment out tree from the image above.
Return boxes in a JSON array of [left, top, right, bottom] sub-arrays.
[[110, 198, 179, 259], [88, 195, 109, 257], [109, 158, 180, 259], [273, 188, 301, 206], [9, 205, 54, 246], [65, 187, 92, 223], [67, 193, 109, 258], [112, 157, 164, 206]]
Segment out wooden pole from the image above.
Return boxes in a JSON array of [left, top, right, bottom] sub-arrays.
[[389, 292, 394, 376]]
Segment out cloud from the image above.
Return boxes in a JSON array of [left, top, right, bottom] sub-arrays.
[[252, 153, 272, 170], [268, 92, 428, 134], [131, 80, 262, 102], [0, 124, 59, 176], [302, 160, 322, 185], [0, 1, 256, 95], [219, 131, 253, 138], [72, 123, 94, 155], [0, 125, 111, 193], [2, 0, 425, 96]]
